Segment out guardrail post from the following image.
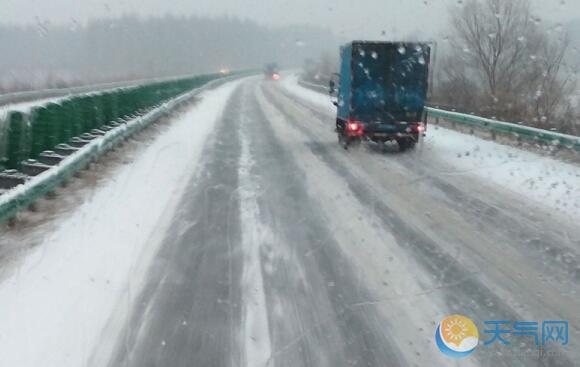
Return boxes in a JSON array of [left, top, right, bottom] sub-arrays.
[[45, 103, 61, 151], [28, 202, 38, 212], [30, 107, 48, 158], [6, 111, 29, 169]]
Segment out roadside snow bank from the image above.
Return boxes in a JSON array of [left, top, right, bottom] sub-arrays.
[[281, 73, 334, 112], [0, 79, 242, 367], [423, 127, 580, 219]]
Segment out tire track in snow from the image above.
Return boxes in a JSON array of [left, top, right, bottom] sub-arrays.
[[238, 86, 273, 367], [258, 83, 576, 367]]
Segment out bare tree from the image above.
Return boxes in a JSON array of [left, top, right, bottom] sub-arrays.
[[528, 35, 575, 128], [434, 54, 480, 112], [439, 0, 574, 130]]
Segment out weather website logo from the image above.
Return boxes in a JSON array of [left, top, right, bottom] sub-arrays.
[[435, 315, 479, 358]]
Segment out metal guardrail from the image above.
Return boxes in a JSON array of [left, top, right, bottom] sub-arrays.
[[426, 107, 580, 151], [0, 72, 223, 107], [0, 73, 231, 171], [298, 80, 329, 93], [297, 79, 580, 152], [0, 72, 248, 224], [0, 81, 139, 107]]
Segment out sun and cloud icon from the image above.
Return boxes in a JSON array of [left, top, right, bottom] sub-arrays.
[[435, 315, 479, 358]]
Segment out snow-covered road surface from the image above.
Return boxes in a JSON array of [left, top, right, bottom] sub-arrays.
[[0, 80, 243, 367], [1, 76, 579, 367]]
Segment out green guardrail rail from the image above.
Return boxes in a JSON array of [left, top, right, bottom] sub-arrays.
[[426, 107, 580, 152], [0, 71, 251, 224], [0, 73, 228, 171], [296, 78, 580, 152]]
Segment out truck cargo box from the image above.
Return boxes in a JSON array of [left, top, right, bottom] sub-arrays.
[[334, 41, 431, 151]]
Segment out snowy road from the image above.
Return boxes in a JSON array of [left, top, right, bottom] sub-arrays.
[[107, 78, 579, 366], [1, 76, 579, 367]]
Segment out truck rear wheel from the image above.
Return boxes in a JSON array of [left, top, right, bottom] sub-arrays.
[[338, 134, 361, 150], [338, 133, 351, 150], [397, 138, 416, 152]]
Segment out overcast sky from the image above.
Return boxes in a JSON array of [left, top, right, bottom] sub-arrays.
[[1, 0, 578, 38]]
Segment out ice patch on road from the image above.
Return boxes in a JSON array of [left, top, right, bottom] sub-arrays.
[[0, 79, 243, 367]]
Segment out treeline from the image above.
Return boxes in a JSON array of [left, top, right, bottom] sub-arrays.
[[0, 15, 338, 93], [436, 0, 579, 136]]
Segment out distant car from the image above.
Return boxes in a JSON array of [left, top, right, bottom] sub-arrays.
[[264, 63, 280, 80]]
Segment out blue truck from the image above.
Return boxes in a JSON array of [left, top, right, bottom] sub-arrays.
[[330, 41, 431, 151]]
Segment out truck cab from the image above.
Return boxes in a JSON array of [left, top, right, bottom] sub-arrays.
[[331, 41, 431, 151]]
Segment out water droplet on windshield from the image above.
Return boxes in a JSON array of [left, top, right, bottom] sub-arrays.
[[398, 46, 406, 55], [69, 19, 80, 32], [35, 18, 49, 37], [371, 51, 378, 59]]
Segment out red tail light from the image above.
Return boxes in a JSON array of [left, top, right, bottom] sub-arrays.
[[272, 73, 280, 80], [413, 122, 426, 133], [346, 120, 364, 136]]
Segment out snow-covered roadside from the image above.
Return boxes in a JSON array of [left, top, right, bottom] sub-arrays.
[[422, 127, 580, 219], [281, 74, 334, 113], [0, 79, 242, 367], [280, 73, 580, 219]]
